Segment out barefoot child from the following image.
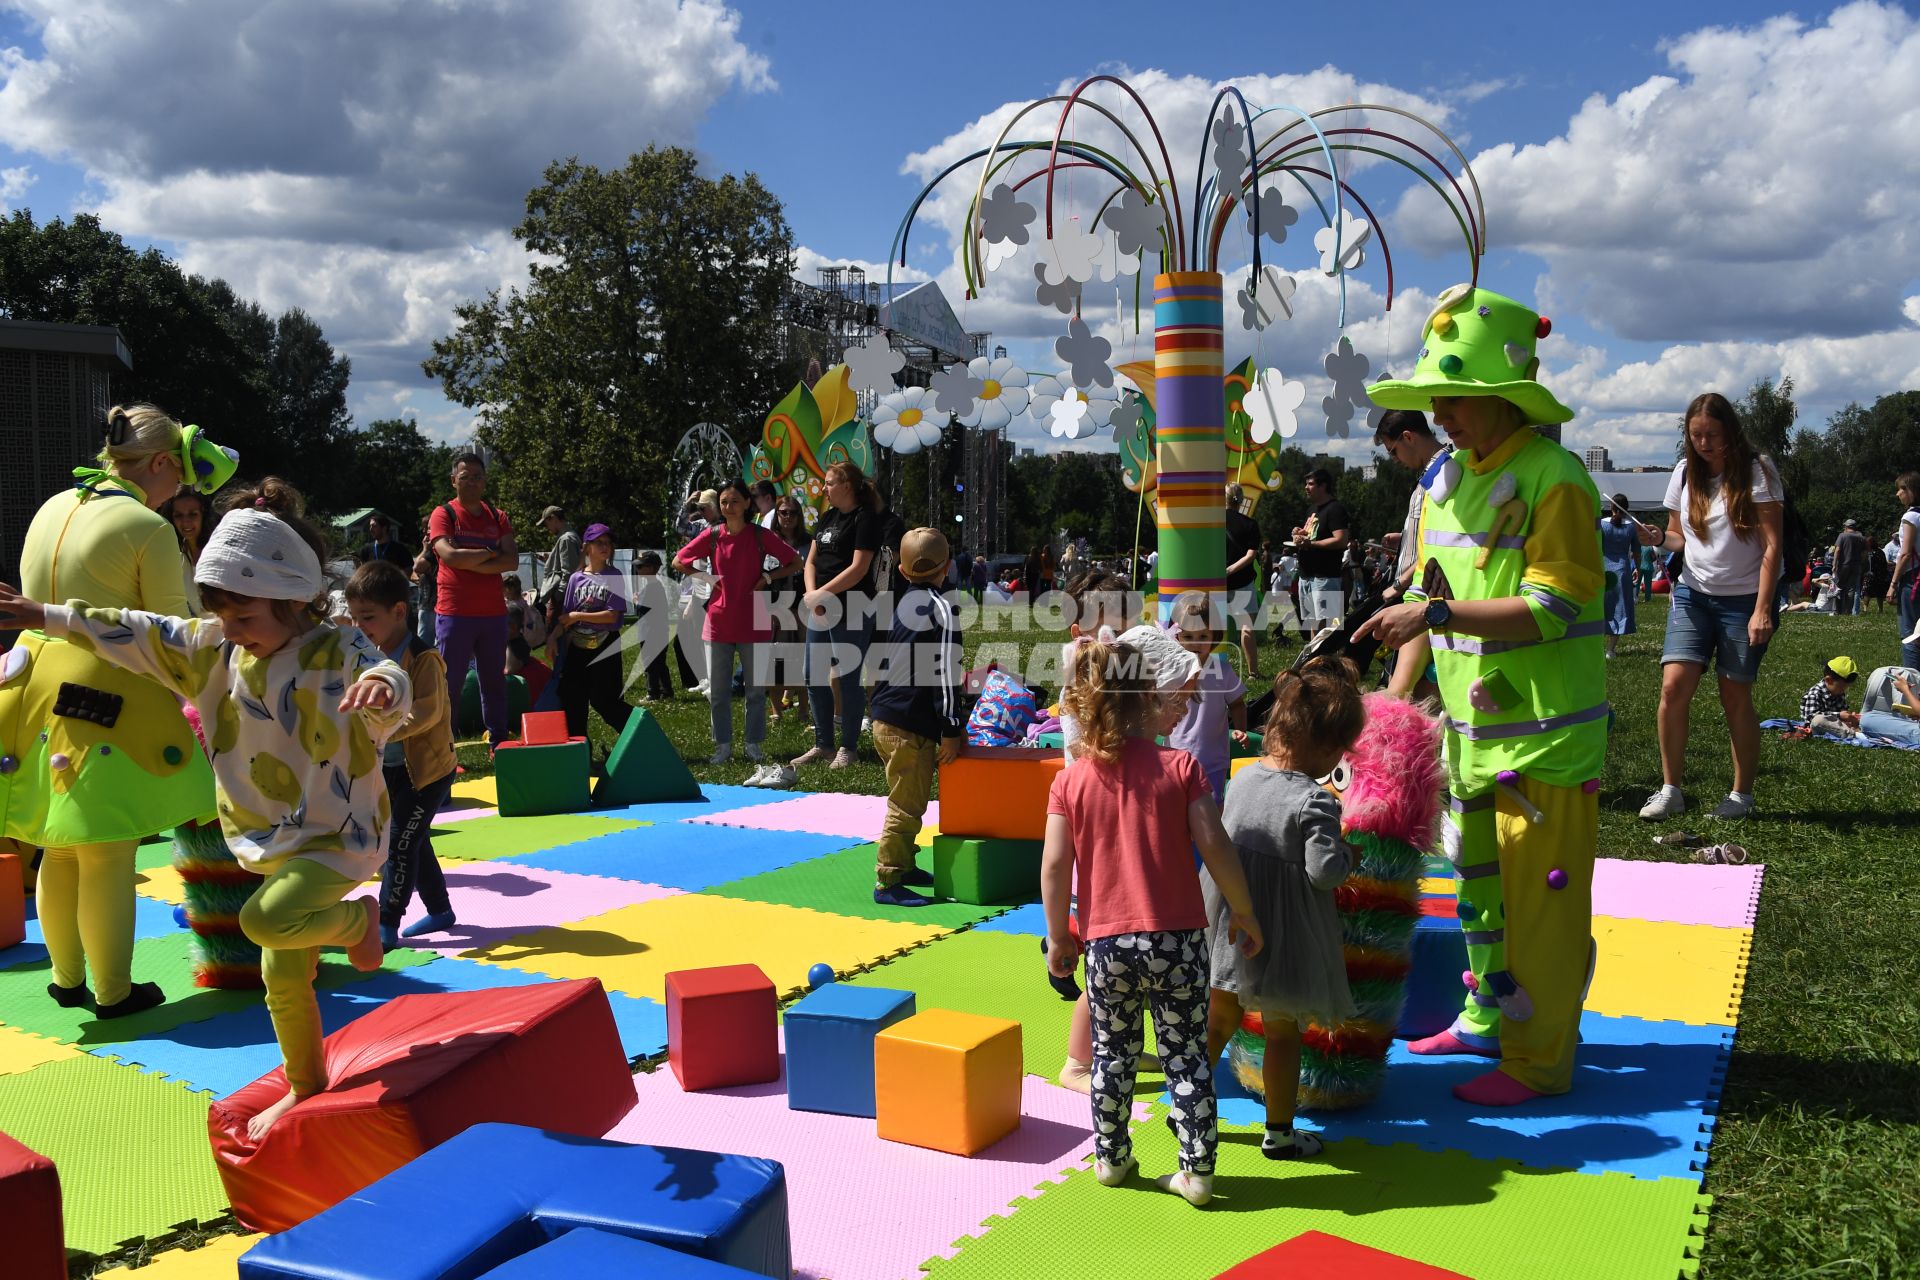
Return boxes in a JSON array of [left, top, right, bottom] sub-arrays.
[[0, 478, 410, 1140], [1042, 634, 1263, 1207], [1202, 658, 1367, 1160], [347, 561, 457, 948]]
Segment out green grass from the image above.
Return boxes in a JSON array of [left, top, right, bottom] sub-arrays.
[[452, 602, 1920, 1277]]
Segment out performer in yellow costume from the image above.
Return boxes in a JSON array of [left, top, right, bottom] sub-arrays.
[[1358, 288, 1605, 1105], [0, 404, 235, 1017]]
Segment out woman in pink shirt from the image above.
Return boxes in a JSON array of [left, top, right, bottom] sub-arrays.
[[675, 479, 800, 766]]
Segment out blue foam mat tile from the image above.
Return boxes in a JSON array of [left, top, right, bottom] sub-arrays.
[[1186, 1010, 1734, 1183], [0, 940, 50, 971], [970, 902, 1048, 936], [97, 956, 668, 1095], [23, 893, 181, 946], [495, 822, 862, 892], [594, 783, 805, 826]]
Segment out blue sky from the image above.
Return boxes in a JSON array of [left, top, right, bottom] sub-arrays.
[[3, 0, 1916, 469]]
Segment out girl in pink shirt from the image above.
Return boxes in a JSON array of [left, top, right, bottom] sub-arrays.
[[1042, 635, 1263, 1207]]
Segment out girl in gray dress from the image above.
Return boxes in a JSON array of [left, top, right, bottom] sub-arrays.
[[1202, 657, 1366, 1159]]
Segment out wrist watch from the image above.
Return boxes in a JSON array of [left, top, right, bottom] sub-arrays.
[[1424, 598, 1453, 632]]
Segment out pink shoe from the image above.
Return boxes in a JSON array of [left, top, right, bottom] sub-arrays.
[[1405, 1029, 1497, 1057], [1452, 1069, 1546, 1107]]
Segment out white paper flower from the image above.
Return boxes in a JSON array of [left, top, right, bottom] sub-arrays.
[[1038, 221, 1104, 286], [1031, 371, 1116, 440], [844, 333, 906, 394], [1102, 186, 1165, 258], [1314, 209, 1372, 275], [1237, 265, 1296, 331], [1055, 316, 1114, 388], [1247, 185, 1299, 245], [929, 361, 986, 416], [1048, 397, 1090, 438], [978, 183, 1037, 247], [958, 356, 1030, 429], [872, 386, 949, 455], [1245, 368, 1306, 443]]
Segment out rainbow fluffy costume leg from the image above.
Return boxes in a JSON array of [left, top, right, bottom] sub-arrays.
[[173, 819, 263, 989]]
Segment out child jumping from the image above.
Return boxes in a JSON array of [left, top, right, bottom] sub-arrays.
[[0, 478, 410, 1142], [1042, 634, 1262, 1207], [346, 561, 458, 948], [1203, 658, 1367, 1160]]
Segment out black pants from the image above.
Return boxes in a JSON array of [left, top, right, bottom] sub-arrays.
[[379, 766, 455, 929], [560, 640, 634, 741], [645, 649, 675, 699]]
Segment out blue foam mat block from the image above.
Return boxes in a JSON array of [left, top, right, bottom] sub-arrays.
[[1181, 1010, 1731, 1182], [496, 822, 861, 892], [970, 901, 1048, 936], [97, 956, 667, 1095], [23, 893, 180, 946], [595, 783, 803, 826]]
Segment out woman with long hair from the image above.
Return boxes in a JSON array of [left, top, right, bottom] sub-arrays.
[[791, 461, 880, 769], [1638, 393, 1784, 821], [768, 495, 813, 722], [159, 485, 214, 611], [1888, 472, 1920, 665]]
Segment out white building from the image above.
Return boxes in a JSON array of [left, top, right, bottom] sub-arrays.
[[1583, 446, 1611, 473]]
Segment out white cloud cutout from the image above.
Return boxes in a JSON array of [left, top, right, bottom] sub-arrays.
[[0, 165, 32, 212]]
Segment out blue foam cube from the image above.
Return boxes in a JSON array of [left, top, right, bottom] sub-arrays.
[[477, 1228, 763, 1278], [783, 983, 916, 1117], [1397, 909, 1470, 1041]]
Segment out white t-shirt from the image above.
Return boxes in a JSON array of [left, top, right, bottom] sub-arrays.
[[1663, 460, 1782, 596], [1896, 510, 1920, 576]]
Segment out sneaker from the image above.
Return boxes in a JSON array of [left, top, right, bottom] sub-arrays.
[[1709, 792, 1754, 820], [830, 747, 858, 769], [690, 681, 710, 696], [764, 764, 798, 788], [1638, 786, 1686, 820], [744, 743, 764, 763], [1156, 1170, 1213, 1206], [873, 883, 933, 908], [742, 764, 774, 787], [790, 745, 832, 768], [1094, 1155, 1137, 1187], [860, 716, 873, 734], [709, 744, 732, 765]]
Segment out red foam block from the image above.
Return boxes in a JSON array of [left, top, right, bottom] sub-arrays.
[[666, 964, 778, 1091], [0, 1128, 65, 1280], [520, 710, 570, 746], [209, 977, 635, 1233], [0, 852, 24, 950], [1214, 1231, 1471, 1278]]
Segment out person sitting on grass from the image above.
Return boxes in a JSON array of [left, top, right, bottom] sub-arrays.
[[864, 528, 965, 907], [1798, 655, 1860, 737], [1858, 664, 1920, 748]]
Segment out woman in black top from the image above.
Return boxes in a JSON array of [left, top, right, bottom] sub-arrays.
[[769, 496, 814, 722], [792, 461, 881, 768]]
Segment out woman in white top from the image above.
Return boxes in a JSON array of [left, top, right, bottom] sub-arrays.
[[1886, 472, 1920, 666], [1637, 393, 1783, 821]]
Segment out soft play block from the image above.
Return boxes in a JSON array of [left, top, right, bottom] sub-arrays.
[[210, 979, 635, 1233], [874, 1009, 1021, 1156], [930, 834, 1040, 905], [1398, 903, 1469, 1041], [0, 851, 23, 949], [240, 1123, 789, 1280], [459, 670, 529, 738], [493, 738, 592, 817], [667, 964, 779, 1091], [595, 708, 702, 806], [0, 1128, 65, 1280], [520, 710, 569, 746], [1214, 1230, 1471, 1277], [783, 984, 915, 1117], [936, 747, 1062, 841], [477, 1228, 766, 1278]]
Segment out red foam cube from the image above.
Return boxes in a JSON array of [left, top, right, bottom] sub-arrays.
[[520, 710, 570, 746], [209, 978, 635, 1233], [665, 964, 778, 1091], [1215, 1231, 1471, 1278], [0, 852, 24, 950], [0, 1129, 65, 1280]]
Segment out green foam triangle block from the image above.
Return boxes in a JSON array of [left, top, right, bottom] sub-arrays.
[[594, 708, 701, 806]]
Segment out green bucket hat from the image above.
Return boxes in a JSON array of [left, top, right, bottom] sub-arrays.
[[1368, 285, 1574, 426]]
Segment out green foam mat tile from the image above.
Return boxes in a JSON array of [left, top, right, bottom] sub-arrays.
[[0, 928, 431, 1047], [136, 838, 184, 872], [0, 1054, 229, 1256], [922, 1122, 1711, 1280], [702, 843, 1017, 929], [431, 813, 648, 862]]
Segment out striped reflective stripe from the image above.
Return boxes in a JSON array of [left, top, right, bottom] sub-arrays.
[[1425, 529, 1525, 550], [1430, 619, 1606, 655], [1448, 792, 1495, 814], [1456, 860, 1502, 880], [1447, 702, 1611, 740], [1521, 584, 1581, 623], [1463, 928, 1505, 946], [1471, 991, 1501, 1008]]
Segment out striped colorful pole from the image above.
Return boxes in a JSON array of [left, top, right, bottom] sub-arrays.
[[1151, 272, 1226, 622]]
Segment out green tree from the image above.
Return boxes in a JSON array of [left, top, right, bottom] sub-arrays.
[[425, 148, 798, 539], [346, 419, 454, 541], [1737, 376, 1797, 487]]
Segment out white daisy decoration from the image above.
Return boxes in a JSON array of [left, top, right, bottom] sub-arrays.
[[871, 386, 949, 455], [957, 356, 1031, 430], [1030, 371, 1117, 441]]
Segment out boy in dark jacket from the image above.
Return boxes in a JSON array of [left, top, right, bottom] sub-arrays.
[[867, 528, 965, 907]]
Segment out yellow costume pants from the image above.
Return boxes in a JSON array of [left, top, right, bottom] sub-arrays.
[[238, 858, 367, 1098], [38, 840, 140, 1007], [1447, 774, 1596, 1095]]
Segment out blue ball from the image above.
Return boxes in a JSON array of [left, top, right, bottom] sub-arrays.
[[172, 904, 190, 928], [807, 963, 835, 990]]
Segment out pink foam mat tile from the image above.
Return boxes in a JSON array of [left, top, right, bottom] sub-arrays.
[[685, 791, 937, 841], [605, 1047, 1137, 1280], [395, 861, 683, 954], [1592, 858, 1766, 929]]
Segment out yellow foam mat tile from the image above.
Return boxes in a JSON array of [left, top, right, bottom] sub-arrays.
[[98, 1233, 262, 1277], [1588, 916, 1751, 1026], [1420, 876, 1454, 895], [451, 775, 498, 806], [134, 865, 187, 905], [0, 1024, 83, 1077], [917, 821, 939, 849], [466, 894, 949, 1002]]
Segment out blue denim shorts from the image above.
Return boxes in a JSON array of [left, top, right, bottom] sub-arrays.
[[1663, 582, 1773, 682]]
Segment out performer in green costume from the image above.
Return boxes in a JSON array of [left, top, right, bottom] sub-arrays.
[[1357, 287, 1606, 1105], [0, 404, 235, 1017]]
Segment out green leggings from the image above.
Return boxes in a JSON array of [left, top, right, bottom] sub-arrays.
[[39, 840, 140, 1007], [238, 858, 368, 1097]]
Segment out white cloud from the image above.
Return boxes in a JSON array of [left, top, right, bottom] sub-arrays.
[[1398, 1, 1920, 342], [0, 164, 31, 211]]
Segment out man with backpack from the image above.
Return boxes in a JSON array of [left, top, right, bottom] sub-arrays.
[[429, 452, 520, 748]]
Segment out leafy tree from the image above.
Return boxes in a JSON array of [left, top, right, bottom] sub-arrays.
[[425, 148, 798, 540], [1738, 375, 1797, 466], [346, 419, 454, 542]]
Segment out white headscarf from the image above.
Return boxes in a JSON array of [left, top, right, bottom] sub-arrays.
[[195, 508, 325, 601], [1116, 623, 1201, 691]]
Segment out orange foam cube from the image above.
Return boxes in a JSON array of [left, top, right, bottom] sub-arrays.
[[935, 747, 1063, 841], [874, 1009, 1021, 1156]]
